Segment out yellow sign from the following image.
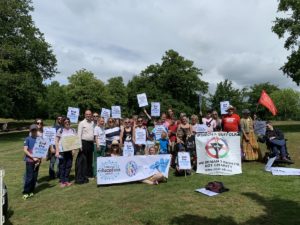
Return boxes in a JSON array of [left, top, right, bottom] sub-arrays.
[[61, 135, 81, 152]]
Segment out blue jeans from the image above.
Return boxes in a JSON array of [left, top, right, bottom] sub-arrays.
[[269, 139, 287, 158], [49, 154, 59, 179], [23, 162, 40, 194]]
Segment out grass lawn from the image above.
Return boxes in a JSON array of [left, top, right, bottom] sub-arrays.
[[0, 123, 300, 225]]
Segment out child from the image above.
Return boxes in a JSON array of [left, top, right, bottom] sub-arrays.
[[158, 131, 169, 154], [23, 124, 41, 200]]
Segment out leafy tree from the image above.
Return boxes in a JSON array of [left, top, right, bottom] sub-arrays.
[[272, 0, 300, 85], [66, 69, 112, 115], [0, 0, 57, 119], [107, 76, 128, 115]]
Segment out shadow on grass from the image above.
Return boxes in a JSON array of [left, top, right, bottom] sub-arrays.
[[169, 192, 300, 225], [35, 181, 56, 194], [4, 209, 14, 225]]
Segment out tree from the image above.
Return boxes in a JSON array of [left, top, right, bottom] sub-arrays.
[[272, 0, 300, 85], [0, 0, 57, 119], [66, 69, 112, 114], [209, 79, 247, 114], [270, 88, 300, 120], [107, 77, 128, 115]]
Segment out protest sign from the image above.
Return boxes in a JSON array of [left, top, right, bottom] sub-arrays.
[[111, 106, 121, 119], [135, 128, 146, 145], [32, 137, 50, 158], [154, 125, 166, 140], [178, 152, 191, 170], [43, 127, 56, 145], [137, 93, 148, 107], [196, 124, 208, 133], [220, 101, 230, 115], [196, 132, 242, 175], [271, 167, 300, 176], [67, 107, 80, 123], [264, 156, 277, 172], [101, 108, 111, 122], [97, 155, 171, 185], [151, 102, 160, 117], [123, 141, 134, 157], [254, 121, 266, 136], [195, 188, 219, 197], [61, 135, 81, 152]]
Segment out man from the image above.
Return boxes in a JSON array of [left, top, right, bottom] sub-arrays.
[[78, 110, 94, 178], [265, 121, 293, 163], [222, 105, 240, 132]]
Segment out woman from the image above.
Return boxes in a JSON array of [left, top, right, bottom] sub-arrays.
[[134, 117, 148, 155], [55, 117, 76, 187], [202, 110, 216, 132], [177, 115, 193, 139], [212, 110, 222, 131], [190, 114, 199, 133], [240, 109, 260, 161], [119, 118, 134, 145], [109, 140, 121, 157], [105, 118, 120, 151], [142, 146, 165, 185], [34, 118, 44, 137]]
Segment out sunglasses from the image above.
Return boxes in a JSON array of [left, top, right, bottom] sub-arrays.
[[138, 120, 143, 122], [109, 121, 113, 123], [36, 122, 42, 125], [93, 115, 99, 117], [64, 121, 70, 124]]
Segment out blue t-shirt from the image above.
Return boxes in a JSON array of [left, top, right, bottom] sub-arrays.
[[23, 136, 37, 162], [159, 138, 169, 154]]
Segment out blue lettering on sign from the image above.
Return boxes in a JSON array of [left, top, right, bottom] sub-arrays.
[[150, 158, 170, 173]]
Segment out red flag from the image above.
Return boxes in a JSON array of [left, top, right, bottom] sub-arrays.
[[258, 90, 278, 116]]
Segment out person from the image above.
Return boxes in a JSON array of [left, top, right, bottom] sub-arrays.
[[222, 105, 240, 132], [158, 131, 169, 154], [142, 146, 165, 185], [35, 118, 44, 137], [212, 110, 222, 131], [174, 142, 191, 176], [202, 110, 216, 132], [55, 117, 76, 187], [77, 110, 94, 178], [240, 109, 260, 161], [177, 115, 193, 139], [190, 114, 199, 133], [161, 113, 170, 129], [151, 119, 168, 141], [109, 140, 121, 157], [120, 118, 134, 145], [93, 112, 99, 127], [168, 117, 178, 166], [22, 124, 41, 200], [185, 128, 196, 168], [264, 121, 293, 163], [93, 117, 106, 177], [105, 118, 121, 151]]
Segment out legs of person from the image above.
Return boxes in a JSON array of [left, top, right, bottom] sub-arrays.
[[151, 172, 164, 183], [23, 162, 34, 194], [100, 146, 106, 157], [49, 154, 56, 179], [269, 139, 287, 158], [31, 164, 40, 193], [93, 145, 103, 177], [64, 152, 73, 182], [82, 140, 94, 178]]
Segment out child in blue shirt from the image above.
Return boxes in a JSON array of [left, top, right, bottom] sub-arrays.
[[158, 131, 169, 154]]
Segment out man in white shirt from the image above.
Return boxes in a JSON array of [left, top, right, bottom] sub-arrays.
[[78, 110, 94, 178]]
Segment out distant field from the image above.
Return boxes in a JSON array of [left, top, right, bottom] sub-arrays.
[[0, 122, 299, 225]]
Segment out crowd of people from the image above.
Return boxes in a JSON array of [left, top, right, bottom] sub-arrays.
[[22, 105, 290, 200]]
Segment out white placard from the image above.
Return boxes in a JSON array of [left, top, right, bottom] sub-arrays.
[[264, 156, 277, 172], [111, 106, 121, 119], [101, 108, 111, 122], [123, 141, 135, 157], [195, 188, 219, 197], [151, 102, 160, 117], [67, 107, 80, 123], [271, 167, 300, 176], [178, 152, 192, 170], [220, 101, 230, 115], [196, 132, 242, 175], [196, 124, 208, 133], [137, 93, 148, 107], [43, 127, 56, 145], [32, 137, 50, 158], [97, 155, 171, 185], [135, 128, 146, 145], [154, 125, 167, 140]]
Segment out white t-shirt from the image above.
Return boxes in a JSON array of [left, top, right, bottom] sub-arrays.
[[94, 126, 106, 146]]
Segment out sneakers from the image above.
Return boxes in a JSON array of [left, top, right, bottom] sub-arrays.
[[29, 192, 34, 197], [60, 182, 73, 187], [22, 193, 34, 200], [60, 182, 67, 188]]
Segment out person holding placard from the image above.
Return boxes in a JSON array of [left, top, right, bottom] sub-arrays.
[[55, 117, 77, 187], [222, 105, 240, 132], [177, 115, 193, 140], [202, 109, 216, 132], [22, 124, 41, 200], [93, 117, 106, 176], [105, 118, 121, 151], [134, 117, 148, 155]]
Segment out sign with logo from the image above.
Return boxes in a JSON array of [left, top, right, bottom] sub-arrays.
[[32, 137, 50, 158], [67, 107, 80, 123], [97, 155, 171, 185], [196, 132, 242, 175]]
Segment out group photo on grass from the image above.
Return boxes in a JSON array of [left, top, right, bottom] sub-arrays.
[[1, 0, 300, 225]]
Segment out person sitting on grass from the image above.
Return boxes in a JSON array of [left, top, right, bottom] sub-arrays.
[[109, 140, 121, 157], [142, 146, 165, 185], [22, 124, 42, 200]]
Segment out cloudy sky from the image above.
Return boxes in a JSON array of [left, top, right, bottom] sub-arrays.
[[31, 0, 300, 92]]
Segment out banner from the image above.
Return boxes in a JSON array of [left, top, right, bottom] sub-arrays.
[[61, 135, 81, 152], [137, 93, 148, 107], [97, 155, 171, 185], [220, 101, 230, 115], [196, 124, 208, 133], [135, 127, 146, 145], [151, 102, 160, 117], [43, 127, 56, 145], [123, 141, 134, 157], [196, 132, 242, 175], [111, 106, 121, 119], [101, 108, 111, 122], [67, 107, 80, 123], [32, 137, 50, 158], [254, 121, 266, 136], [178, 152, 191, 170]]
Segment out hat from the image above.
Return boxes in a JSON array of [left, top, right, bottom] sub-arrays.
[[226, 105, 235, 112], [111, 140, 119, 145], [242, 109, 250, 114], [29, 124, 38, 131]]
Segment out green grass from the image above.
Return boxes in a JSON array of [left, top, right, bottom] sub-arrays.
[[0, 124, 300, 225]]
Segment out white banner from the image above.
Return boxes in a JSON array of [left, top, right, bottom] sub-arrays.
[[67, 107, 80, 123], [32, 137, 50, 158], [43, 127, 56, 145], [111, 106, 121, 119], [196, 124, 208, 133], [137, 93, 148, 107], [178, 152, 191, 170], [101, 108, 111, 122], [97, 155, 171, 185], [196, 132, 242, 175], [220, 101, 230, 115], [135, 127, 146, 145], [151, 102, 160, 117], [123, 141, 135, 157]]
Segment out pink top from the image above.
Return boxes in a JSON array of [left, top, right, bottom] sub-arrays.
[[202, 118, 216, 132]]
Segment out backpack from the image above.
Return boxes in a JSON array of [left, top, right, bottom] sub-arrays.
[[75, 151, 89, 184], [205, 181, 229, 193]]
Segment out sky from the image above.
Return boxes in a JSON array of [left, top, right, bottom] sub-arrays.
[[31, 0, 300, 93]]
